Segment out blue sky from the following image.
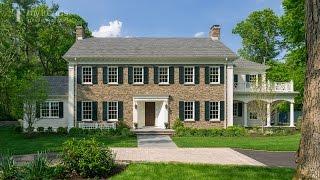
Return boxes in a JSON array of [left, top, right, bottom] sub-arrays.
[[49, 0, 283, 53]]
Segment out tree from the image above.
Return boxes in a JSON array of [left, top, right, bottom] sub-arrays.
[[295, 0, 320, 179], [232, 9, 281, 63]]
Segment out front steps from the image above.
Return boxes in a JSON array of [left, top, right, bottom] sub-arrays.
[[131, 127, 175, 136]]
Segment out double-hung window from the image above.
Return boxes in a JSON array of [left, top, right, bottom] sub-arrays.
[[209, 101, 219, 121], [184, 101, 195, 121], [209, 66, 220, 84], [108, 101, 118, 121], [133, 67, 144, 84], [184, 67, 194, 84], [40, 101, 59, 118], [233, 103, 238, 117], [82, 101, 92, 121], [159, 66, 169, 84], [108, 66, 118, 84], [82, 66, 92, 84], [249, 75, 257, 83]]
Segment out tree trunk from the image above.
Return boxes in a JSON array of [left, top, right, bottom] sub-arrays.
[[295, 0, 320, 179]]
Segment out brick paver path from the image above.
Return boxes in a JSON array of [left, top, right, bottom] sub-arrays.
[[112, 148, 265, 166], [137, 135, 177, 148]]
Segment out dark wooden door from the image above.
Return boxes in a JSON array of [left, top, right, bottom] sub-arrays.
[[145, 102, 155, 126]]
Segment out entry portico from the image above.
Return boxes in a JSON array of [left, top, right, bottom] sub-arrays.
[[133, 95, 169, 129]]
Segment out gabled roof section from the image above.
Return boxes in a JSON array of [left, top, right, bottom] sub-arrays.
[[233, 58, 269, 70], [43, 76, 68, 96], [63, 37, 237, 60]]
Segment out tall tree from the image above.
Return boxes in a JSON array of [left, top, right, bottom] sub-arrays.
[[295, 0, 320, 179], [233, 8, 281, 63]]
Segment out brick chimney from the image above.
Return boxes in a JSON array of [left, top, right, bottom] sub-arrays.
[[76, 25, 85, 40], [209, 25, 221, 40]]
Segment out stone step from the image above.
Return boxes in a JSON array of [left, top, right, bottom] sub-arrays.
[[131, 129, 175, 136]]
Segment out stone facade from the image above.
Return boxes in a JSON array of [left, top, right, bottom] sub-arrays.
[[77, 64, 226, 128]]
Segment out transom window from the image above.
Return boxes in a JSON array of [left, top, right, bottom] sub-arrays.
[[249, 112, 257, 120], [82, 66, 92, 84], [209, 66, 220, 84], [82, 101, 92, 120], [159, 67, 169, 84], [40, 101, 59, 118], [184, 67, 194, 84], [233, 103, 238, 117], [133, 67, 144, 84], [184, 101, 194, 120], [108, 101, 118, 121], [209, 101, 219, 120], [108, 67, 118, 84]]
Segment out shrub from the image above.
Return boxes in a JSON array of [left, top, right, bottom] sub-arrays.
[[62, 138, 115, 178], [0, 154, 19, 179], [46, 127, 53, 133], [69, 127, 84, 136], [174, 126, 247, 137], [172, 118, 184, 129], [24, 152, 50, 179], [14, 125, 23, 133], [37, 127, 44, 132], [57, 127, 67, 135]]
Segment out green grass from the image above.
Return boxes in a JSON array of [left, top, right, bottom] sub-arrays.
[[0, 126, 137, 155], [110, 163, 295, 180], [173, 134, 300, 151]]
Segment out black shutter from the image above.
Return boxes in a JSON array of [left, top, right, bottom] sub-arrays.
[[128, 67, 133, 84], [154, 66, 158, 84], [59, 102, 63, 118], [238, 102, 243, 117], [118, 101, 123, 120], [205, 101, 209, 121], [245, 75, 250, 82], [103, 67, 108, 84], [205, 66, 210, 84], [77, 101, 82, 121], [36, 102, 40, 118], [118, 67, 123, 84], [179, 67, 184, 84], [179, 101, 184, 121], [77, 66, 82, 84], [234, 74, 238, 83], [144, 67, 149, 84], [169, 66, 174, 84], [92, 101, 98, 121], [220, 66, 224, 84], [103, 102, 108, 121], [195, 66, 200, 84], [220, 101, 225, 121], [92, 66, 98, 84], [195, 101, 200, 121], [258, 74, 262, 83]]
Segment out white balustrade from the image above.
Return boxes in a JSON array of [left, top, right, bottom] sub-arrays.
[[234, 81, 294, 93], [78, 122, 116, 130]]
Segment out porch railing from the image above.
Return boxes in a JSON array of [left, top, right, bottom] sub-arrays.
[[78, 122, 116, 130], [234, 81, 294, 93]]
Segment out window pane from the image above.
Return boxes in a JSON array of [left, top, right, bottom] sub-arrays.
[[209, 102, 219, 120], [51, 102, 59, 117], [209, 67, 219, 83], [108, 67, 118, 83], [82, 102, 92, 120], [184, 101, 194, 120], [159, 67, 169, 83], [184, 67, 194, 83], [233, 103, 238, 116], [133, 67, 143, 83], [108, 101, 118, 120], [82, 67, 92, 83], [41, 102, 50, 117]]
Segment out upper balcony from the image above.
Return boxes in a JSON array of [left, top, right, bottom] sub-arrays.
[[234, 81, 294, 93]]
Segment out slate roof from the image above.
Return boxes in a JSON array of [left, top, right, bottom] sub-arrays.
[[63, 37, 237, 59], [233, 58, 268, 69], [44, 76, 68, 96]]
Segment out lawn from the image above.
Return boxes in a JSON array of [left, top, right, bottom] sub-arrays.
[[110, 163, 295, 180], [173, 134, 300, 151], [0, 126, 137, 155]]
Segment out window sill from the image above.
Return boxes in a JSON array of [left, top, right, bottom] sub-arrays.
[[132, 83, 144, 86], [107, 83, 119, 86], [184, 120, 195, 123], [107, 120, 118, 122], [81, 119, 93, 122], [209, 120, 221, 123], [209, 83, 221, 85], [40, 117, 60, 119], [183, 83, 196, 86]]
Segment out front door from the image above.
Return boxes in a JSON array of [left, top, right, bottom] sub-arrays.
[[145, 102, 155, 126]]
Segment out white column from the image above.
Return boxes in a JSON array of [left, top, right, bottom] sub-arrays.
[[67, 64, 75, 130], [226, 63, 234, 127], [266, 102, 271, 127], [243, 102, 248, 127], [290, 102, 295, 127]]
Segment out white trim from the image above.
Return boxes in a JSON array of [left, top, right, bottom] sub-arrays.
[[82, 101, 93, 121], [82, 66, 93, 85], [184, 66, 195, 85], [209, 101, 220, 122], [209, 66, 220, 84], [158, 66, 169, 85], [108, 66, 119, 85], [107, 101, 118, 122], [133, 95, 169, 102], [184, 101, 195, 121], [133, 66, 144, 84]]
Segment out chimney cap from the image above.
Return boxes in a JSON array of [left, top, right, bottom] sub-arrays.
[[210, 25, 221, 30]]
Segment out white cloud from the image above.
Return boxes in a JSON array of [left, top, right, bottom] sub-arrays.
[[93, 20, 123, 37], [194, 32, 205, 38]]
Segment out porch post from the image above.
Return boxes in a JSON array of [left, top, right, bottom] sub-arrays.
[[226, 63, 234, 127], [290, 102, 295, 127], [266, 102, 271, 127], [243, 102, 248, 127], [67, 64, 75, 130]]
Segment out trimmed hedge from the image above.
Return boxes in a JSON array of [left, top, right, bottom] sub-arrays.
[[174, 126, 247, 137]]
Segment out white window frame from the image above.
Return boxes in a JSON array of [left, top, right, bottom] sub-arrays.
[[108, 66, 118, 84], [184, 66, 195, 84], [82, 101, 93, 121], [108, 101, 118, 122], [133, 66, 144, 84], [82, 66, 93, 85], [249, 112, 258, 120], [233, 103, 238, 117], [158, 66, 169, 84], [184, 101, 195, 121], [40, 101, 60, 118], [209, 101, 220, 121], [209, 66, 220, 84]]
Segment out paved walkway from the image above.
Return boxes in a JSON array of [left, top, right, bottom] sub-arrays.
[[137, 135, 177, 148], [112, 148, 265, 166]]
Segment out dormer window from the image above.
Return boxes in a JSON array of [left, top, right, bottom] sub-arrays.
[[82, 66, 92, 84], [184, 66, 195, 84]]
